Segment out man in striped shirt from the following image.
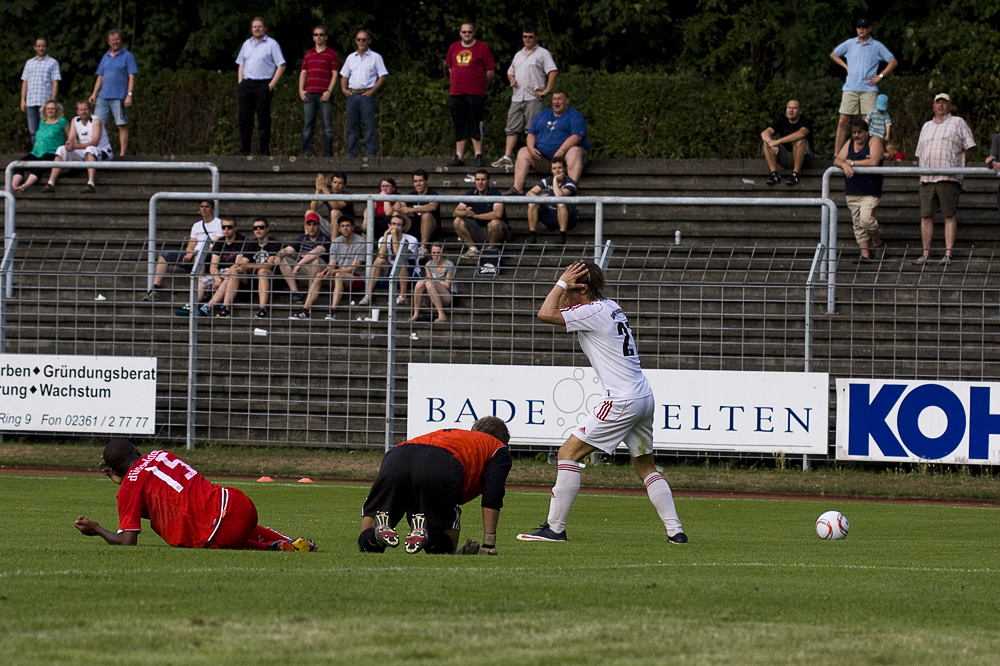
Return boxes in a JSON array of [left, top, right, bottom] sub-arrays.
[[517, 260, 687, 545]]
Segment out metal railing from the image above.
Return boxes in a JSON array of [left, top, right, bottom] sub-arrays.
[[3, 160, 220, 297]]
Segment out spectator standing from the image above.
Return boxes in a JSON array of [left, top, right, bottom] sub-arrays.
[[283, 210, 332, 318], [761, 99, 813, 186], [240, 217, 283, 319], [492, 28, 557, 168], [340, 30, 388, 158], [913, 93, 975, 266], [318, 218, 368, 319], [833, 119, 885, 262], [89, 29, 137, 157], [9, 100, 67, 194], [20, 36, 61, 148], [526, 156, 579, 245], [236, 17, 286, 156], [454, 169, 510, 258], [144, 200, 223, 302], [358, 214, 418, 307], [410, 244, 456, 323], [299, 25, 338, 157], [198, 217, 249, 318], [445, 23, 495, 168], [45, 100, 113, 194], [830, 17, 897, 156], [311, 171, 354, 237], [394, 169, 442, 257], [505, 92, 590, 195]]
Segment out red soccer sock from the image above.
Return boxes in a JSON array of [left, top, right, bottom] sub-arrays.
[[246, 524, 291, 549]]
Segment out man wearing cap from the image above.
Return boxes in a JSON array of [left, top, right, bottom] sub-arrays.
[[830, 18, 898, 156], [913, 93, 976, 266], [280, 210, 331, 314]]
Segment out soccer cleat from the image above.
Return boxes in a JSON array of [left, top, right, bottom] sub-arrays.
[[374, 511, 399, 548], [516, 522, 568, 542], [404, 513, 428, 554], [766, 172, 781, 186], [667, 532, 689, 544], [215, 305, 231, 318], [289, 308, 310, 320], [254, 307, 268, 319], [491, 155, 514, 168]]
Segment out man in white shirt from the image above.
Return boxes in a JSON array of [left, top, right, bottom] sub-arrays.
[[339, 30, 388, 157], [144, 200, 223, 302], [491, 28, 557, 168], [45, 100, 113, 194], [358, 214, 417, 307], [235, 17, 286, 155], [517, 260, 687, 545]]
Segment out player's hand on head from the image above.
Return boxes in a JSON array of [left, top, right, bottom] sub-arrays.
[[560, 261, 588, 288]]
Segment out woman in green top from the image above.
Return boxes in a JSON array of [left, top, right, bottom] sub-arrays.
[[11, 99, 68, 194]]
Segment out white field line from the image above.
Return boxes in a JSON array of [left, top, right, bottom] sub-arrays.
[[4, 561, 999, 579]]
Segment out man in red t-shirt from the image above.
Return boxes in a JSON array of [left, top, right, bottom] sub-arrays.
[[299, 25, 339, 157], [358, 416, 512, 555], [74, 438, 317, 552], [445, 23, 495, 168]]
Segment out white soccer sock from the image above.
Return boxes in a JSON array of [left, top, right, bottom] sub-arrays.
[[546, 460, 581, 533], [644, 472, 683, 536]]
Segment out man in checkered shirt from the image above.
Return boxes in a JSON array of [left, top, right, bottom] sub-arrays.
[[19, 36, 61, 148], [913, 93, 976, 266]]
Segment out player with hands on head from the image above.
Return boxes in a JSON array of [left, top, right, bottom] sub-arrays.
[[75, 438, 317, 552], [518, 260, 687, 545]]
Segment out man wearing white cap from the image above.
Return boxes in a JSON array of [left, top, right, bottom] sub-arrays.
[[913, 93, 976, 266]]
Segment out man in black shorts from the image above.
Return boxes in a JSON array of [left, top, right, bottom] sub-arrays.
[[358, 416, 512, 555]]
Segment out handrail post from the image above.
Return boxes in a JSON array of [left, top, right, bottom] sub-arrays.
[[1, 192, 14, 298], [0, 233, 19, 354], [186, 237, 212, 450], [594, 201, 604, 262], [385, 238, 411, 451]]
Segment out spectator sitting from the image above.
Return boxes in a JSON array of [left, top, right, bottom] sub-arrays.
[[198, 217, 248, 318], [279, 210, 331, 308], [314, 217, 368, 320], [504, 91, 590, 195], [761, 99, 813, 186], [311, 171, 354, 237], [865, 94, 892, 152], [144, 200, 222, 302], [410, 244, 456, 323], [361, 177, 399, 238], [454, 169, 510, 259], [9, 99, 67, 194], [886, 140, 906, 162], [44, 100, 113, 194], [526, 156, 578, 245], [358, 213, 418, 307], [239, 217, 283, 319], [393, 169, 442, 257]]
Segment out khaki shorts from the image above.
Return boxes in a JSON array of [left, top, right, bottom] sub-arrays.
[[839, 91, 878, 116], [919, 181, 962, 218], [504, 98, 545, 135]]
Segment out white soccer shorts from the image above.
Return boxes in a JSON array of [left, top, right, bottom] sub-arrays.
[[572, 393, 655, 456]]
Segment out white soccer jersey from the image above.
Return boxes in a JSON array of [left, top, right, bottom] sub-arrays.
[[560, 298, 652, 400]]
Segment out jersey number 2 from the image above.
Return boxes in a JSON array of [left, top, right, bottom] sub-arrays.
[[617, 322, 635, 357]]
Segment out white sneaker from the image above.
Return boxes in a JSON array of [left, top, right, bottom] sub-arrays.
[[491, 155, 514, 168], [462, 247, 479, 259]]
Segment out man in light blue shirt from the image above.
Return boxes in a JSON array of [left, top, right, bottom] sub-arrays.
[[236, 17, 286, 155], [339, 30, 388, 157], [89, 29, 137, 157], [830, 17, 897, 156], [20, 36, 61, 148]]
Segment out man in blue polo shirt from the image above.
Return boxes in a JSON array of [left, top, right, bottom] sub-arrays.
[[236, 17, 286, 156], [505, 91, 590, 195], [88, 29, 137, 157], [830, 17, 897, 156]]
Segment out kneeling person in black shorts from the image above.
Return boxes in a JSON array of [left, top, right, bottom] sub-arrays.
[[358, 416, 512, 555]]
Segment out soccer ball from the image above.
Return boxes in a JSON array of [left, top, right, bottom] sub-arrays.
[[815, 510, 849, 540]]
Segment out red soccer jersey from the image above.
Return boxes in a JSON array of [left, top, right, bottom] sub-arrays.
[[405, 430, 505, 503], [115, 450, 226, 548], [301, 47, 339, 94], [447, 40, 495, 96]]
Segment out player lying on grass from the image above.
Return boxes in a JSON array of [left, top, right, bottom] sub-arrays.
[[358, 416, 512, 555], [517, 260, 688, 544], [74, 438, 318, 552]]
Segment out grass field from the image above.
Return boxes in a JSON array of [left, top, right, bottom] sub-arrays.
[[3, 473, 1000, 665]]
